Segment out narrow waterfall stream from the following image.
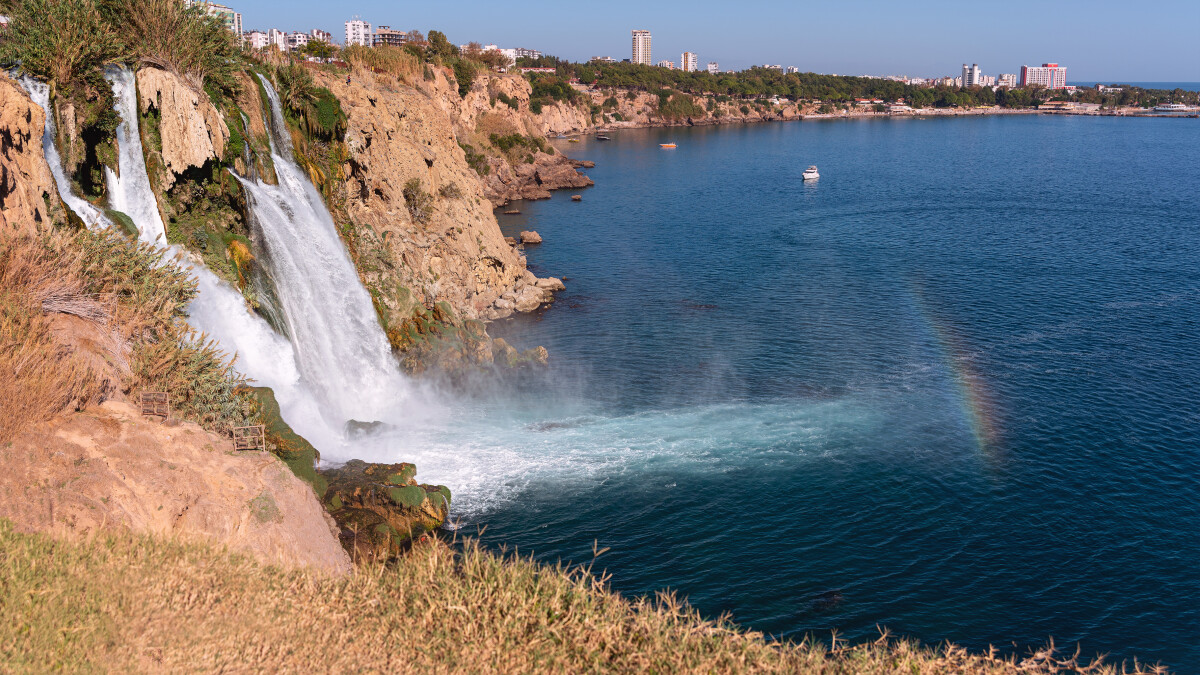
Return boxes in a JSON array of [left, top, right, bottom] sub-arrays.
[[102, 66, 165, 244], [19, 78, 111, 229]]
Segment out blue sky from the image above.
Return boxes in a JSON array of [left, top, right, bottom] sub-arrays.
[[237, 0, 1200, 81]]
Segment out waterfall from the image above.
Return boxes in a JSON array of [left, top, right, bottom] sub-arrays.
[[233, 75, 415, 426], [19, 77, 111, 229], [102, 66, 165, 244]]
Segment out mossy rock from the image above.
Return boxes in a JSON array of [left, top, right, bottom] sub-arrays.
[[385, 464, 417, 485], [241, 386, 325, 496], [386, 485, 427, 509], [104, 209, 139, 239]]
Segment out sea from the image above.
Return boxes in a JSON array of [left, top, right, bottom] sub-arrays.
[[406, 115, 1200, 671], [1071, 81, 1200, 92]]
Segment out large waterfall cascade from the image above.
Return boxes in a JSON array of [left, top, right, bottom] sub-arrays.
[[234, 76, 421, 426]]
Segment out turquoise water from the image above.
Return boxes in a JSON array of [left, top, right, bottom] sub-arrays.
[[433, 116, 1199, 670]]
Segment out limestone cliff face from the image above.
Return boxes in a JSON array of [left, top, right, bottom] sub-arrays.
[[0, 74, 62, 233], [315, 69, 554, 323], [0, 401, 353, 575], [136, 68, 229, 184]]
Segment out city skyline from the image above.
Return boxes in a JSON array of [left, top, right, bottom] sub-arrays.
[[235, 0, 1199, 81]]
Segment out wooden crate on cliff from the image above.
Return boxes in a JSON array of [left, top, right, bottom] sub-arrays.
[[139, 392, 170, 420], [233, 425, 266, 451]]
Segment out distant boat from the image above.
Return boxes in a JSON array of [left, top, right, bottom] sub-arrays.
[[802, 165, 820, 181], [1154, 103, 1190, 112], [596, 135, 611, 141], [568, 138, 580, 143], [660, 143, 677, 149]]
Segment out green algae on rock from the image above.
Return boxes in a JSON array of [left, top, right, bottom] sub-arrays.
[[242, 386, 324, 496], [319, 459, 450, 562]]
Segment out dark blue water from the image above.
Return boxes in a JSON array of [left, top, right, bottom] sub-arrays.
[[461, 116, 1200, 670]]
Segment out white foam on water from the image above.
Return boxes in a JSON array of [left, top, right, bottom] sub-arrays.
[[19, 77, 111, 229], [103, 66, 165, 244]]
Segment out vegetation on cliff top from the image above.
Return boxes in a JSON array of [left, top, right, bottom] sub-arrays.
[[0, 229, 257, 443], [0, 521, 1162, 673]]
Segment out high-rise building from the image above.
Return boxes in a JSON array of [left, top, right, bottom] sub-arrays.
[[785, 66, 799, 74], [345, 18, 372, 47], [267, 28, 287, 50], [188, 1, 242, 37], [631, 30, 652, 65], [707, 62, 719, 74], [310, 29, 332, 43], [373, 26, 407, 47], [1020, 63, 1068, 89], [681, 52, 698, 72], [961, 63, 981, 87], [997, 73, 1018, 87]]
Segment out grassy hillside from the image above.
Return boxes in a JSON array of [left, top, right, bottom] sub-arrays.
[[0, 521, 1157, 673]]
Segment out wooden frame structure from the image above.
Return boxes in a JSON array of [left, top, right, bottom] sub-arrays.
[[139, 392, 170, 420], [233, 425, 266, 451]]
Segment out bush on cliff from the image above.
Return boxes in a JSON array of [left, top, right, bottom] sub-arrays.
[[0, 0, 121, 84], [0, 521, 1154, 673], [0, 230, 257, 442]]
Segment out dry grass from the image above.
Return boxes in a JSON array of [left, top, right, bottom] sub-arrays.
[[342, 44, 421, 83], [0, 229, 254, 441], [0, 520, 1166, 674]]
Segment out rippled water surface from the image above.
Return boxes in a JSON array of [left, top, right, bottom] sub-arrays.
[[429, 116, 1200, 670]]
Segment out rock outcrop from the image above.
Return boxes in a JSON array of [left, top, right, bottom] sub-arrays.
[[314, 69, 558, 322], [0, 73, 62, 233], [137, 68, 229, 183], [0, 401, 352, 575], [318, 459, 450, 562]]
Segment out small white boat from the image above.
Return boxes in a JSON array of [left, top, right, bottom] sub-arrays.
[[802, 165, 820, 181], [1154, 103, 1189, 112]]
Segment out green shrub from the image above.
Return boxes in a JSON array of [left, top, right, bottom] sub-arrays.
[[496, 92, 519, 110], [402, 178, 433, 224], [458, 143, 490, 176], [450, 58, 476, 98], [0, 0, 121, 84]]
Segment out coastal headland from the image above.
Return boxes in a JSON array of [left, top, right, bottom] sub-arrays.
[[0, 5, 1181, 670]]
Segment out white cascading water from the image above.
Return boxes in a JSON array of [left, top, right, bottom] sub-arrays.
[[233, 76, 420, 426], [19, 77, 111, 229], [102, 66, 165, 244]]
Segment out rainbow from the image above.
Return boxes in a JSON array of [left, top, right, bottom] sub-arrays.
[[907, 281, 1001, 455]]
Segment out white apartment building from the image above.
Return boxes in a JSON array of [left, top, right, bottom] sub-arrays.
[[657, 60, 674, 69], [244, 30, 268, 50], [681, 51, 698, 72], [310, 29, 332, 43], [707, 62, 719, 74], [345, 19, 372, 47], [997, 73, 1018, 87], [592, 56, 617, 63], [961, 63, 982, 87], [188, 1, 241, 39], [287, 31, 310, 50], [267, 28, 287, 50], [632, 30, 652, 65], [1020, 63, 1068, 89], [786, 66, 799, 74]]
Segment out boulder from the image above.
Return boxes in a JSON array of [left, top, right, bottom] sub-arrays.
[[536, 277, 566, 292], [318, 459, 450, 562], [519, 230, 543, 244], [512, 284, 546, 312]]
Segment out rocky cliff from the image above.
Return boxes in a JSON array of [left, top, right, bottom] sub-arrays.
[[136, 68, 229, 185], [0, 401, 352, 574], [313, 67, 560, 330], [0, 74, 63, 233], [588, 89, 803, 128]]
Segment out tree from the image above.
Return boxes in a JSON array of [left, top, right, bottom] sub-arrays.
[[301, 39, 335, 60], [426, 30, 457, 60]]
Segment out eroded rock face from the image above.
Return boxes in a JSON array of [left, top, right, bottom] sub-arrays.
[[0, 73, 62, 233], [316, 69, 555, 322], [0, 401, 352, 575], [318, 459, 450, 562], [136, 68, 229, 183]]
